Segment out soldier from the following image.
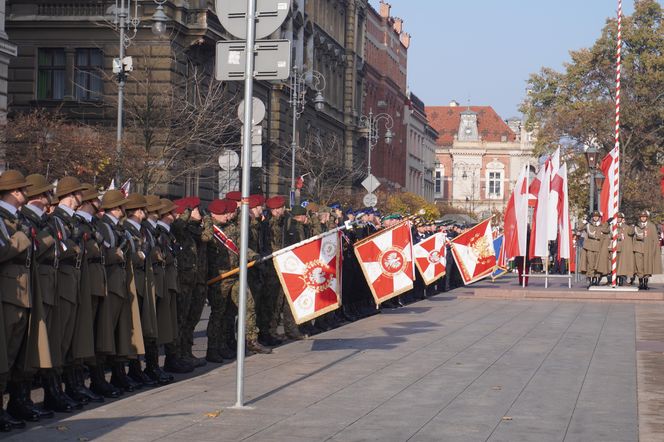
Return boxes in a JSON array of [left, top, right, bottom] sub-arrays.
[[633, 210, 662, 290], [75, 186, 123, 398], [156, 198, 194, 373], [51, 176, 90, 409], [121, 193, 159, 389], [96, 190, 144, 393], [598, 212, 634, 285], [580, 211, 605, 286], [171, 197, 209, 368]]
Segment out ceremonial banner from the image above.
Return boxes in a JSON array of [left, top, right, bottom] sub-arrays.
[[492, 235, 508, 280], [354, 222, 415, 304], [274, 231, 342, 324], [413, 231, 447, 285], [450, 218, 497, 285]]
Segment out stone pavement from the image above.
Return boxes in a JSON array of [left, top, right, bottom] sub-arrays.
[[5, 291, 664, 442]]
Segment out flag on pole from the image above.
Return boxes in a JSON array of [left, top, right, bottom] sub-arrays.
[[599, 146, 620, 223], [413, 231, 447, 285], [529, 161, 551, 258], [551, 163, 571, 260], [273, 231, 342, 324], [354, 222, 415, 305], [502, 165, 528, 262], [212, 225, 239, 255], [547, 148, 561, 241], [449, 218, 497, 285], [120, 179, 131, 197], [108, 178, 116, 190]]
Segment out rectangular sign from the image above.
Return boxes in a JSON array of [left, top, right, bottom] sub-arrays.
[[216, 39, 292, 81]]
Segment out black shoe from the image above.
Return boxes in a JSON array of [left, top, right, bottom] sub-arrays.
[[144, 366, 173, 385], [89, 365, 123, 398], [20, 382, 54, 419], [60, 391, 85, 410], [205, 349, 225, 364], [42, 376, 74, 413], [63, 372, 91, 405], [285, 330, 308, 341], [0, 412, 24, 430], [258, 334, 283, 347], [164, 357, 195, 374], [7, 383, 40, 422], [219, 344, 237, 360], [72, 368, 104, 403], [110, 363, 135, 392], [183, 354, 207, 368], [247, 340, 272, 354], [128, 362, 158, 387]]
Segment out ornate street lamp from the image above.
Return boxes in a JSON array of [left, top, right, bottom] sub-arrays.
[[289, 66, 326, 207], [584, 141, 600, 212], [359, 109, 394, 181]]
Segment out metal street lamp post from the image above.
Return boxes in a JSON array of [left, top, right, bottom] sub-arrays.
[[359, 109, 394, 184], [289, 66, 326, 207], [458, 162, 480, 213], [113, 0, 169, 183]]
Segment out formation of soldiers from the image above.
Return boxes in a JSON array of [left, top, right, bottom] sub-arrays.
[[579, 210, 663, 289], [0, 168, 459, 433]]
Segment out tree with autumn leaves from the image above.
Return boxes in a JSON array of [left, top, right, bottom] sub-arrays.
[[522, 0, 664, 221]]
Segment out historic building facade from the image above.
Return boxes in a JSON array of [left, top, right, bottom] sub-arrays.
[[362, 0, 409, 191], [426, 101, 535, 216], [403, 92, 437, 201]]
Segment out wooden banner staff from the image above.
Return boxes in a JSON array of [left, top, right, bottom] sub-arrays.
[[206, 219, 360, 286], [353, 209, 426, 248]]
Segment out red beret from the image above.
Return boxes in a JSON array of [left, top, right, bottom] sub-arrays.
[[265, 195, 286, 210], [224, 198, 238, 213], [226, 191, 241, 201], [208, 199, 228, 215], [188, 196, 201, 208], [173, 198, 188, 215], [248, 194, 265, 209]]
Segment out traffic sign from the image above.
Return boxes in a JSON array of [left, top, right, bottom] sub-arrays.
[[216, 0, 291, 40], [361, 174, 381, 193], [218, 149, 240, 170], [237, 98, 266, 125], [216, 39, 291, 81], [363, 193, 378, 208]]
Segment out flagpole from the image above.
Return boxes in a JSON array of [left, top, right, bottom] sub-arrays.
[[523, 163, 530, 288], [610, 0, 622, 288]]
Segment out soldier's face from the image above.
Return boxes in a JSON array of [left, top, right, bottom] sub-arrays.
[[14, 188, 27, 206], [640, 216, 647, 223], [271, 207, 285, 217], [190, 207, 202, 222]]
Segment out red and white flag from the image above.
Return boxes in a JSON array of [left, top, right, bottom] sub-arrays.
[[274, 231, 342, 324], [212, 225, 239, 255], [547, 148, 561, 241], [354, 222, 415, 305], [529, 161, 551, 258], [450, 218, 497, 285], [551, 163, 571, 260], [503, 165, 529, 263], [413, 232, 447, 285], [599, 146, 620, 223]]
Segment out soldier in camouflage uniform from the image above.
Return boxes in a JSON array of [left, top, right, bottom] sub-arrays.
[[172, 197, 210, 368]]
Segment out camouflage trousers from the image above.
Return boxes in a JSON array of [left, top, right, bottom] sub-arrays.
[[179, 283, 207, 357], [263, 271, 298, 337], [207, 278, 258, 352]]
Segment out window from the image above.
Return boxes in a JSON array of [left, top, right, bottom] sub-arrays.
[[37, 48, 65, 100], [488, 171, 502, 197], [435, 170, 442, 194], [75, 48, 103, 101]]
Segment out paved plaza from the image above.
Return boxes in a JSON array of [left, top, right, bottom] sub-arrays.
[[5, 282, 664, 441]]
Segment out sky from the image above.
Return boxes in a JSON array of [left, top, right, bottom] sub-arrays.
[[368, 0, 641, 119]]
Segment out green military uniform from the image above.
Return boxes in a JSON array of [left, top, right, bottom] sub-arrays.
[[632, 211, 662, 289], [579, 212, 605, 285], [597, 214, 634, 284]]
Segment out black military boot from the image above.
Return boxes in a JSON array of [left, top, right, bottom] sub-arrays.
[[143, 348, 173, 385], [164, 356, 194, 374], [63, 370, 90, 405], [644, 277, 650, 290], [73, 366, 104, 403], [128, 360, 157, 387], [0, 394, 24, 431], [182, 343, 207, 368], [6, 381, 40, 422], [218, 342, 237, 360], [42, 374, 74, 413], [205, 348, 225, 364], [89, 364, 122, 398], [110, 362, 135, 392], [638, 277, 644, 289], [246, 340, 272, 354], [19, 381, 53, 419]]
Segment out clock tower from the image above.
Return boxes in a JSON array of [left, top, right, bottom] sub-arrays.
[[458, 109, 479, 141]]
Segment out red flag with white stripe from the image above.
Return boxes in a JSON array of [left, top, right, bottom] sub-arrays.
[[529, 161, 551, 258], [273, 231, 342, 324], [354, 222, 415, 305], [599, 146, 620, 223], [450, 218, 497, 285], [503, 165, 528, 262], [413, 232, 447, 285]]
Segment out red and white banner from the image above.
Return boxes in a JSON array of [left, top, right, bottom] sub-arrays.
[[413, 232, 447, 285], [354, 222, 415, 305], [212, 225, 239, 255], [450, 218, 497, 285], [274, 231, 342, 324], [529, 161, 551, 258], [551, 163, 571, 260], [599, 145, 620, 223], [503, 165, 529, 263], [547, 147, 561, 241]]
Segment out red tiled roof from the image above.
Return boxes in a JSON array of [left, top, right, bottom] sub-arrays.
[[424, 106, 516, 146]]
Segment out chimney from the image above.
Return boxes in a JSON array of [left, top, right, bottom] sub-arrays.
[[400, 32, 410, 49], [380, 0, 391, 19], [393, 17, 403, 34], [449, 100, 459, 107]]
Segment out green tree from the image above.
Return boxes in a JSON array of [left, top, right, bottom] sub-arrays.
[[522, 0, 664, 219]]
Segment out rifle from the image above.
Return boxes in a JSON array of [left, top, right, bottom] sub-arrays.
[[206, 219, 359, 286]]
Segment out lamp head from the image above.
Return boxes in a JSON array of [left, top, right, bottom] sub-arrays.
[[314, 91, 325, 111], [384, 129, 393, 145], [151, 5, 168, 36]]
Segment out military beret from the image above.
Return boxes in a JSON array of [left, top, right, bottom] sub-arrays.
[[345, 208, 355, 215], [266, 196, 286, 210], [226, 191, 241, 201], [329, 202, 341, 210], [208, 199, 229, 215], [173, 197, 189, 215], [291, 205, 307, 216], [248, 194, 265, 209], [189, 196, 201, 208]]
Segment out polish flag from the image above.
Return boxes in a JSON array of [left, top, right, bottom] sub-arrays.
[[599, 146, 620, 223], [547, 147, 561, 241], [503, 165, 528, 261], [529, 160, 551, 258], [551, 163, 571, 259]]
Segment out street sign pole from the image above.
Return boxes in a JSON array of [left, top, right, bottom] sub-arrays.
[[234, 0, 257, 409]]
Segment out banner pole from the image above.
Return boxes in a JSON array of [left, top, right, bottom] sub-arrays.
[[610, 0, 622, 288]]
